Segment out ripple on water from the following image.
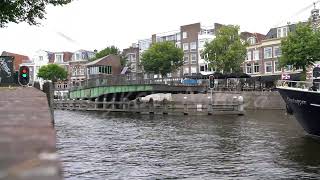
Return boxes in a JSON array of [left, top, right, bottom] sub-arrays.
[[55, 110, 320, 180]]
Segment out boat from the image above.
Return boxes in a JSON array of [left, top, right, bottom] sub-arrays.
[[277, 75, 320, 137]]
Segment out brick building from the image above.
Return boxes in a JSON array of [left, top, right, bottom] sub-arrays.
[[1, 51, 30, 71]]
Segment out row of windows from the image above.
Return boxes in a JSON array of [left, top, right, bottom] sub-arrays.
[[246, 46, 281, 61], [89, 66, 112, 75], [127, 53, 137, 62], [245, 61, 294, 74], [184, 54, 197, 64], [71, 67, 85, 76], [183, 42, 197, 51], [183, 66, 197, 74]]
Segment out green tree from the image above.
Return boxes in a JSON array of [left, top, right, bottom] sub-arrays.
[[280, 23, 320, 80], [37, 64, 68, 82], [141, 41, 184, 77], [203, 25, 247, 73], [91, 45, 127, 66], [0, 0, 72, 28]]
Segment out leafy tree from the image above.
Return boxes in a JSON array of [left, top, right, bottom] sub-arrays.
[[91, 45, 127, 66], [280, 23, 320, 80], [37, 64, 68, 82], [0, 0, 72, 28], [203, 25, 247, 73], [141, 41, 184, 77]]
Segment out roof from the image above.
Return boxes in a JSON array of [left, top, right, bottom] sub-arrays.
[[48, 51, 73, 63], [265, 23, 299, 39], [86, 54, 120, 66]]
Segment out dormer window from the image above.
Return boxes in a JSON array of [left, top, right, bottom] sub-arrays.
[[277, 26, 288, 38], [75, 53, 81, 60], [247, 37, 256, 45], [55, 53, 63, 63]]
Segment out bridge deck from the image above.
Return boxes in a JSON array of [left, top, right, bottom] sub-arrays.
[[69, 84, 207, 99]]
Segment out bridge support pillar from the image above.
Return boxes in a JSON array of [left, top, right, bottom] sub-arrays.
[[207, 103, 213, 115], [103, 98, 107, 109], [184, 103, 188, 115], [112, 98, 116, 110], [95, 98, 99, 109]]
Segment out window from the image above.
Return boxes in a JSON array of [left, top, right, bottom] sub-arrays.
[[191, 66, 197, 74], [253, 50, 260, 60], [183, 43, 189, 51], [277, 27, 288, 38], [248, 37, 256, 45], [191, 54, 197, 64], [254, 63, 260, 73], [176, 33, 181, 41], [131, 64, 136, 72], [274, 46, 281, 57], [246, 63, 252, 74], [79, 67, 84, 75], [246, 51, 252, 61], [264, 47, 272, 59], [39, 56, 43, 61], [75, 53, 80, 60], [128, 53, 136, 62], [176, 43, 181, 48], [274, 61, 281, 72], [184, 67, 189, 74], [200, 65, 205, 72], [183, 32, 187, 39], [265, 62, 273, 73], [190, 42, 197, 51], [55, 54, 63, 63], [184, 55, 189, 64]]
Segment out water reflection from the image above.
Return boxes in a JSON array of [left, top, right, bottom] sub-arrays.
[[55, 110, 320, 179]]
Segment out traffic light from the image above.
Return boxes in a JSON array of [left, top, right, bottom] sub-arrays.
[[209, 75, 214, 89], [18, 66, 30, 86]]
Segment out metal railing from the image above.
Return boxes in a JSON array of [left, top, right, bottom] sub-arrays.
[[69, 74, 207, 91], [276, 80, 320, 91]]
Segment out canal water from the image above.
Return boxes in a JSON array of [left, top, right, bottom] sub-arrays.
[[55, 110, 320, 180]]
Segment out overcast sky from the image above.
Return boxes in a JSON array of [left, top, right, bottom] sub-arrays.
[[0, 0, 317, 57]]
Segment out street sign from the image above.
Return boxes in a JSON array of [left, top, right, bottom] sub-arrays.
[[0, 56, 14, 85], [281, 73, 291, 80]]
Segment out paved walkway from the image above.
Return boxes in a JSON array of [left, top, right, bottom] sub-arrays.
[[0, 87, 62, 180]]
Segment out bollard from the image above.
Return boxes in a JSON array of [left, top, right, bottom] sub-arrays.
[[238, 96, 244, 113]]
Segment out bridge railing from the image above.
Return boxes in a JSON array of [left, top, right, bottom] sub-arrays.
[[69, 74, 206, 91]]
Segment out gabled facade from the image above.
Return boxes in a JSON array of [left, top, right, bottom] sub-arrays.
[[69, 50, 95, 87], [86, 54, 122, 80], [242, 25, 299, 77]]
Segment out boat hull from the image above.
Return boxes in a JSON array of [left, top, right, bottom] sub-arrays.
[[278, 88, 320, 136]]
